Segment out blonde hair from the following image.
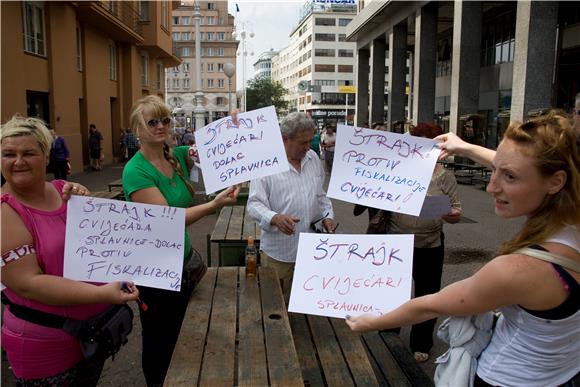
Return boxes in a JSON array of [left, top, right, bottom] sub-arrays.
[[0, 115, 53, 156], [129, 96, 195, 197], [498, 111, 580, 254]]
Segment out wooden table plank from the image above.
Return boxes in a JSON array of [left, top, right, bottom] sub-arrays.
[[211, 206, 232, 241], [238, 269, 268, 386], [330, 318, 379, 386], [289, 313, 325, 387], [380, 332, 434, 387], [108, 178, 123, 191], [307, 315, 355, 386], [225, 205, 244, 241], [164, 269, 217, 386], [242, 206, 257, 241], [362, 332, 412, 387], [259, 267, 303, 386], [199, 267, 238, 385]]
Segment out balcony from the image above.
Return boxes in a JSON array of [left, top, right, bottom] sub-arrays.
[[77, 1, 143, 43]]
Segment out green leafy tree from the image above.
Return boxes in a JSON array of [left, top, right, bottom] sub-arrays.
[[245, 77, 288, 114]]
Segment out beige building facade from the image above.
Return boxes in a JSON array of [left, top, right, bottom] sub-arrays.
[[1, 1, 180, 172], [166, 0, 238, 130]]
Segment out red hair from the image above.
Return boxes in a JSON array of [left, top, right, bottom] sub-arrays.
[[410, 122, 442, 139]]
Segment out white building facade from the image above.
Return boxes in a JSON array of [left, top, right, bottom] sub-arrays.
[[253, 49, 278, 79], [272, 0, 357, 126]]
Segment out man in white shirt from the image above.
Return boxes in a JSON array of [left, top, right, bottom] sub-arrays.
[[247, 112, 336, 302]]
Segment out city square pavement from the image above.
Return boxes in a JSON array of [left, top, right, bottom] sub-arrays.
[[2, 161, 524, 386]]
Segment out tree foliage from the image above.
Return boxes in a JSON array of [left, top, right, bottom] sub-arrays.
[[245, 77, 288, 114]]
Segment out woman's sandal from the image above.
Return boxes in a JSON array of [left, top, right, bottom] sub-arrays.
[[414, 352, 429, 363]]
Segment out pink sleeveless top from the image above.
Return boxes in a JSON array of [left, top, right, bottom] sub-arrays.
[[1, 180, 109, 379]]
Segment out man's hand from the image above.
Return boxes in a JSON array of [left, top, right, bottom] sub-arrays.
[[322, 218, 337, 233], [442, 207, 462, 224], [271, 214, 300, 235]]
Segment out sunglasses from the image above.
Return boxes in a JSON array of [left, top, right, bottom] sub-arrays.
[[146, 117, 171, 127]]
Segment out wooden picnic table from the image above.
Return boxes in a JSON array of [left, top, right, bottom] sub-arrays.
[[91, 190, 124, 200], [165, 266, 434, 387], [108, 178, 123, 192], [164, 266, 303, 387], [210, 205, 261, 266]]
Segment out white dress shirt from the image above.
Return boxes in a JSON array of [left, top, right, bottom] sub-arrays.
[[247, 150, 334, 262]]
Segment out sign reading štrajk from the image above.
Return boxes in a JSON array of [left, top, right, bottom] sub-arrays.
[[64, 196, 185, 291], [288, 233, 413, 319], [195, 106, 289, 194], [327, 125, 441, 216]]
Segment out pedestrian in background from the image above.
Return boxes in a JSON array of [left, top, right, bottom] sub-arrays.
[[347, 111, 579, 387], [122, 127, 140, 160], [122, 95, 239, 387], [1, 115, 139, 386], [181, 128, 195, 146], [247, 112, 336, 303], [321, 123, 336, 175], [310, 126, 321, 157], [49, 129, 71, 180], [88, 123, 103, 171]]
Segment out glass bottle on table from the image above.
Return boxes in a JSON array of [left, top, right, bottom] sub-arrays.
[[245, 236, 257, 278]]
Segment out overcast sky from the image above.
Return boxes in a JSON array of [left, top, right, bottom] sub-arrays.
[[226, 1, 305, 88]]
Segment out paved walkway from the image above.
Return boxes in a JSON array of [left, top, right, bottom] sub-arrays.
[[2, 162, 524, 386]]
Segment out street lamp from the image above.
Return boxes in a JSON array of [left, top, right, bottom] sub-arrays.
[[223, 62, 235, 114], [193, 1, 205, 130], [235, 22, 253, 112]]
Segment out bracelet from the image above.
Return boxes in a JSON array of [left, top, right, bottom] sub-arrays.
[[1, 245, 35, 267]]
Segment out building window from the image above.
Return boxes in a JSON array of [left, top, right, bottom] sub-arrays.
[[183, 62, 190, 72], [218, 47, 224, 56], [218, 79, 224, 88], [314, 64, 335, 72], [207, 79, 214, 88], [216, 97, 224, 105], [172, 78, 179, 89], [217, 63, 224, 72], [139, 1, 149, 21], [207, 63, 215, 72], [206, 32, 214, 41], [140, 52, 148, 86], [338, 49, 353, 58], [172, 32, 180, 41], [182, 32, 190, 40], [314, 80, 335, 86], [76, 25, 83, 71], [338, 18, 352, 27], [206, 16, 215, 25], [182, 47, 191, 56], [315, 18, 335, 26], [315, 48, 335, 57], [183, 78, 190, 89], [109, 41, 117, 80], [173, 66, 179, 73], [208, 2, 216, 10], [173, 16, 179, 25], [182, 16, 190, 25], [218, 32, 225, 41], [161, 2, 168, 28], [155, 62, 161, 89], [338, 34, 346, 42], [337, 65, 353, 73], [207, 47, 214, 56], [22, 1, 46, 56], [315, 33, 335, 42]]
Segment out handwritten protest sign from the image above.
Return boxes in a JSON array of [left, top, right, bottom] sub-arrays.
[[288, 233, 414, 319], [63, 196, 186, 291], [195, 106, 289, 194], [327, 125, 441, 216]]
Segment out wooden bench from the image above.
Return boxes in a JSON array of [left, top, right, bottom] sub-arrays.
[[210, 205, 261, 266], [108, 178, 123, 192], [290, 314, 434, 386], [165, 267, 303, 386], [91, 190, 124, 200]]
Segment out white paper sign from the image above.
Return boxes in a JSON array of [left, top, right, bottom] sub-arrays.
[[419, 195, 451, 219], [327, 125, 441, 216], [195, 106, 289, 194], [64, 196, 186, 291], [288, 233, 414, 319]]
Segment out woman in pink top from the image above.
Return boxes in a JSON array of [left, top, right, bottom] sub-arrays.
[[1, 115, 139, 386]]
